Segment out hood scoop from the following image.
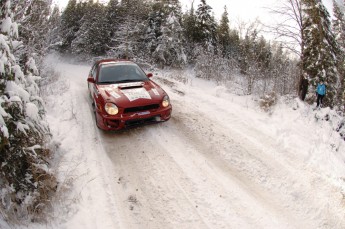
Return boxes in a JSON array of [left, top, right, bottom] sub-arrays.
[[118, 82, 144, 90]]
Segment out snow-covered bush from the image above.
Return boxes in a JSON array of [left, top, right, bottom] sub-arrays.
[[259, 92, 278, 112], [314, 107, 345, 141], [194, 49, 239, 84], [0, 1, 56, 223]]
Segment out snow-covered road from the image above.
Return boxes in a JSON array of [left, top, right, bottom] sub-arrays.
[[43, 57, 345, 229]]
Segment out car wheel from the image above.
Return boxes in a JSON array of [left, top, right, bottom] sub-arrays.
[[91, 102, 99, 127]]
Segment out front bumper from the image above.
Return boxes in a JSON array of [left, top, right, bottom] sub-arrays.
[[95, 106, 172, 131]]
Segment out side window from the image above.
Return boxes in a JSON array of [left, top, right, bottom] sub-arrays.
[[91, 65, 98, 80]]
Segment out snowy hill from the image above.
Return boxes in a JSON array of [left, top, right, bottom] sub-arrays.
[[4, 55, 345, 229]]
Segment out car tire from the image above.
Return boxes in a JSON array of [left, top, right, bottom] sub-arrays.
[[91, 101, 100, 128]]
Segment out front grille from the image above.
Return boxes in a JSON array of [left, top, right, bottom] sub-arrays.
[[124, 104, 159, 113], [125, 116, 159, 127]]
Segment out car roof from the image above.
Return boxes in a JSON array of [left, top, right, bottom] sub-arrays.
[[95, 59, 134, 65]]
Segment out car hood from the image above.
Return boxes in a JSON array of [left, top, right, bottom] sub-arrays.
[[97, 80, 166, 107]]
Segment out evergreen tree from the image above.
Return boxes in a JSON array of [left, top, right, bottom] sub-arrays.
[[17, 0, 52, 56], [255, 36, 272, 72], [149, 0, 186, 67], [46, 5, 62, 51], [228, 29, 240, 58], [11, 0, 53, 74], [216, 6, 240, 59], [60, 0, 82, 52], [239, 30, 257, 76], [217, 6, 231, 57], [182, 2, 198, 63], [0, 0, 56, 220], [195, 0, 218, 51], [332, 0, 345, 105], [71, 1, 110, 56], [107, 0, 120, 39], [146, 1, 166, 56], [70, 1, 92, 56], [89, 3, 110, 56], [302, 0, 340, 107], [107, 0, 150, 59], [182, 3, 197, 43]]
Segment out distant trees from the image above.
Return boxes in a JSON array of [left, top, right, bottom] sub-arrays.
[[55, 0, 296, 94], [71, 1, 109, 56], [55, 0, 345, 108], [60, 0, 80, 52]]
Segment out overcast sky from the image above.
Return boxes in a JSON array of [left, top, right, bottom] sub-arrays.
[[54, 0, 335, 25]]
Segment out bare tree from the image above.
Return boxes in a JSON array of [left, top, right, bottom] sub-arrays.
[[266, 0, 303, 56], [265, 0, 305, 98]]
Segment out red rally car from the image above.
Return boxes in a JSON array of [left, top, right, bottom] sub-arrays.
[[87, 59, 172, 131]]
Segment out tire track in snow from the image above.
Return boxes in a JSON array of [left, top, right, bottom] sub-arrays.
[[99, 111, 299, 228], [152, 111, 302, 228], [167, 89, 345, 228], [101, 128, 213, 229], [55, 63, 124, 229], [97, 76, 345, 228]]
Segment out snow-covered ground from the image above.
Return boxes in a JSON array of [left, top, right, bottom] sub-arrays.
[[5, 55, 345, 228]]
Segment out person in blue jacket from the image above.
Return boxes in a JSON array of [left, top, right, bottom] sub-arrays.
[[316, 79, 326, 107]]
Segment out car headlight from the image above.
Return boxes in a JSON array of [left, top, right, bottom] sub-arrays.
[[162, 95, 170, 108], [105, 103, 118, 115]]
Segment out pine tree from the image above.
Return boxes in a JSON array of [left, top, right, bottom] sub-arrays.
[[228, 29, 240, 58], [182, 2, 198, 44], [71, 1, 110, 57], [0, 0, 56, 220], [17, 0, 52, 55], [47, 5, 62, 51], [181, 3, 198, 63], [107, 0, 150, 59], [146, 1, 166, 56], [11, 0, 53, 74], [60, 0, 82, 52], [89, 3, 110, 56], [332, 0, 345, 105], [216, 6, 240, 59], [217, 6, 231, 57], [107, 0, 120, 39], [70, 1, 92, 56], [149, 0, 186, 67], [195, 0, 218, 51], [302, 0, 340, 107]]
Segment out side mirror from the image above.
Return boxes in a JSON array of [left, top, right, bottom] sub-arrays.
[[87, 77, 95, 83], [147, 73, 153, 78]]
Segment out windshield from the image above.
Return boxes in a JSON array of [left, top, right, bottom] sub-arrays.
[[98, 63, 149, 84]]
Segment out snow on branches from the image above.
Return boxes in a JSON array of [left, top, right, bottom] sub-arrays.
[[0, 0, 56, 223]]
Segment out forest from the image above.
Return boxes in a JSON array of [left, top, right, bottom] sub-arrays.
[[0, 0, 345, 224]]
